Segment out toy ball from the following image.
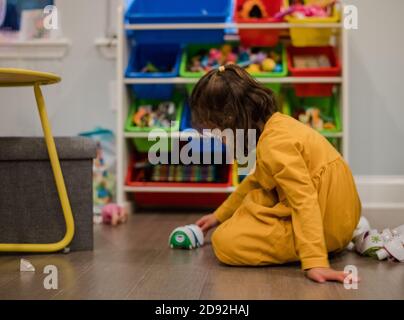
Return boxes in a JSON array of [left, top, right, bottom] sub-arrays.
[[227, 52, 238, 63], [245, 63, 261, 73], [200, 56, 209, 67], [239, 51, 250, 62], [274, 64, 283, 73], [221, 44, 232, 56], [262, 58, 276, 71], [255, 52, 267, 64], [209, 48, 221, 61], [169, 224, 204, 249]]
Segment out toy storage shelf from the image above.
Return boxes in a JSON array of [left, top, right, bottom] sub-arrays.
[[116, 4, 349, 209], [124, 77, 342, 84]]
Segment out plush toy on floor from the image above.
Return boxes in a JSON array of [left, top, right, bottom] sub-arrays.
[[169, 224, 204, 249], [101, 203, 128, 226], [351, 217, 404, 262]]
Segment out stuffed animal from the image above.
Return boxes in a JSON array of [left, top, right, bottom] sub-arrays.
[[169, 224, 204, 249], [274, 0, 336, 20], [101, 203, 127, 226], [240, 0, 268, 19]]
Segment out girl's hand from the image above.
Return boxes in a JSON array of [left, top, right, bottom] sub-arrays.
[[305, 267, 360, 284], [196, 214, 220, 234]]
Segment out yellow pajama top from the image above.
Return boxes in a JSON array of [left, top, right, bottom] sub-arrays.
[[214, 112, 359, 270]]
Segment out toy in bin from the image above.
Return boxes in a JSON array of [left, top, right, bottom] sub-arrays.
[[133, 101, 176, 128], [151, 164, 216, 183], [239, 0, 269, 19], [293, 107, 335, 131], [169, 224, 204, 249], [275, 0, 336, 20], [140, 62, 160, 73], [188, 44, 282, 74], [293, 54, 331, 69]]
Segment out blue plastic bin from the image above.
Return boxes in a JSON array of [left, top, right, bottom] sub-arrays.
[[126, 43, 182, 99], [129, 84, 174, 100], [125, 0, 232, 44]]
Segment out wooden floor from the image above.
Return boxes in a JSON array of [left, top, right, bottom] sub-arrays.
[[0, 213, 403, 300]]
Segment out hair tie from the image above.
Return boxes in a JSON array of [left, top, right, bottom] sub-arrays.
[[218, 65, 225, 72]]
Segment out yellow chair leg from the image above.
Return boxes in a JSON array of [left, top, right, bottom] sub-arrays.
[[0, 83, 75, 252]]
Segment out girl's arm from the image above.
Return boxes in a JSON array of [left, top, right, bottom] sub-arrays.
[[261, 135, 329, 270], [213, 173, 261, 223]]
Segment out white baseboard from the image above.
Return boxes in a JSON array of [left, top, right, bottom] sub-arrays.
[[354, 175, 404, 209], [354, 175, 404, 228]]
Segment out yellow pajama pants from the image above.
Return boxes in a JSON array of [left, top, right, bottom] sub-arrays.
[[211, 158, 362, 266]]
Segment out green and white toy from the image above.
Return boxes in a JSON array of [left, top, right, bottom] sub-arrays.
[[169, 224, 204, 249], [353, 221, 404, 262]]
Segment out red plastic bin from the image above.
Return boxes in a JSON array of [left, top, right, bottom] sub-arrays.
[[132, 193, 229, 209], [287, 46, 341, 97], [235, 0, 282, 47], [125, 153, 233, 208]]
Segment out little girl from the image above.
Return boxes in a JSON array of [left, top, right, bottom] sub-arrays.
[[191, 64, 361, 284]]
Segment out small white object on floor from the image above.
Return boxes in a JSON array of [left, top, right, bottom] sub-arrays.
[[93, 214, 103, 224], [347, 216, 371, 251], [353, 216, 371, 239], [20, 259, 35, 272]]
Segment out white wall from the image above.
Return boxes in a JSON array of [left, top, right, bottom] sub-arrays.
[[0, 0, 116, 136], [0, 0, 403, 176], [347, 0, 404, 175]]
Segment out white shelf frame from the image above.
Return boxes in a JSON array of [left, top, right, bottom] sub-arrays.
[[0, 38, 71, 59], [125, 22, 342, 30], [116, 5, 349, 206], [124, 77, 342, 84]]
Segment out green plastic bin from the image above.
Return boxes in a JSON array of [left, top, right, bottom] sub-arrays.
[[125, 95, 184, 152], [179, 43, 287, 96], [282, 89, 342, 136]]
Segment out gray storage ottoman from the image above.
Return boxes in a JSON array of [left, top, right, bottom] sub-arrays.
[[0, 137, 96, 251]]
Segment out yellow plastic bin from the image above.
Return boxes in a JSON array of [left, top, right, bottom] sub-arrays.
[[286, 1, 340, 47]]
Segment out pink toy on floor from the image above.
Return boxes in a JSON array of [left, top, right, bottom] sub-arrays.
[[101, 203, 128, 226]]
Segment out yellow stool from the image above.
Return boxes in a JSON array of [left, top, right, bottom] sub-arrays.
[[0, 68, 74, 252]]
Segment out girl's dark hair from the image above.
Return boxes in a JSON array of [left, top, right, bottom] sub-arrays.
[[189, 64, 278, 142]]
